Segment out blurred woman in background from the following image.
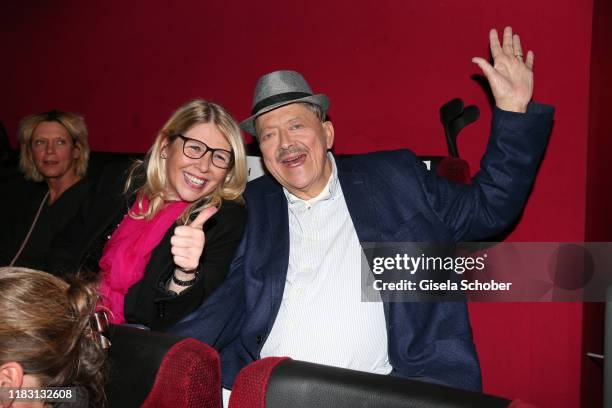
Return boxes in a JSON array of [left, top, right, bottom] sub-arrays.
[[0, 110, 91, 269]]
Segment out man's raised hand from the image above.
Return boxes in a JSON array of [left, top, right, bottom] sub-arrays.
[[472, 26, 534, 113]]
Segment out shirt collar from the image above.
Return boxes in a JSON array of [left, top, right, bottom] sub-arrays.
[[284, 152, 340, 206]]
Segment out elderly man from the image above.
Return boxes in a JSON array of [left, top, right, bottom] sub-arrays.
[[172, 26, 553, 400]]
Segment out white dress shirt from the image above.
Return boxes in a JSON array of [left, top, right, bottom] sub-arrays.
[[260, 154, 391, 372]]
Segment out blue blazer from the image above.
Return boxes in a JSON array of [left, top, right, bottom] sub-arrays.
[[171, 104, 554, 392]]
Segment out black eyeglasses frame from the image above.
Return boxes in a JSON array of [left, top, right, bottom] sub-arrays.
[[172, 134, 234, 169]]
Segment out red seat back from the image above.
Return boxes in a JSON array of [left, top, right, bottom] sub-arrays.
[[142, 338, 221, 408], [436, 156, 471, 184], [107, 325, 221, 408], [228, 357, 290, 408]]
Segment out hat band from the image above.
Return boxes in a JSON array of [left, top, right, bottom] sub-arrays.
[[251, 91, 312, 115]]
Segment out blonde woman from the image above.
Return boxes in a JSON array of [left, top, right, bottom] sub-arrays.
[[1, 110, 91, 268], [98, 99, 247, 331], [0, 267, 106, 408]]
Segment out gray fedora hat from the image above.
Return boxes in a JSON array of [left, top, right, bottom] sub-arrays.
[[240, 70, 329, 136]]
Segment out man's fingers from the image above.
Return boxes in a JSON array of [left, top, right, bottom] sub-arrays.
[[502, 26, 514, 55], [489, 29, 502, 59], [525, 50, 535, 70], [189, 206, 218, 229], [513, 34, 523, 58], [472, 57, 496, 80]]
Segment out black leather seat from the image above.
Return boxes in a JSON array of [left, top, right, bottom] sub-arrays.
[[230, 357, 512, 408]]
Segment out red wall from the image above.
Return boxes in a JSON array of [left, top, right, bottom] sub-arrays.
[[1, 1, 601, 406], [586, 0, 612, 241], [582, 0, 612, 406]]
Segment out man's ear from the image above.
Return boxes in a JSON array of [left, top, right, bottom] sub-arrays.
[[0, 362, 24, 407], [323, 121, 334, 150]]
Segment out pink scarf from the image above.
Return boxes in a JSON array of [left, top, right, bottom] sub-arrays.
[[98, 196, 189, 324]]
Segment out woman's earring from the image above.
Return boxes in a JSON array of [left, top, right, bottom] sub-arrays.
[[160, 153, 167, 159]]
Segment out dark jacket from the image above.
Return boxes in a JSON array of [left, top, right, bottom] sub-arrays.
[[0, 177, 92, 269], [171, 104, 554, 392]]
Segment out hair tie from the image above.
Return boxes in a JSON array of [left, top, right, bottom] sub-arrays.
[[90, 310, 111, 349]]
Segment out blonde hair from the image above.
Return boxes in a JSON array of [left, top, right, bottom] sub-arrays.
[[0, 267, 106, 405], [127, 99, 247, 222], [18, 110, 90, 182]]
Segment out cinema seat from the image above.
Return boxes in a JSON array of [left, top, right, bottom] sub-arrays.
[[227, 357, 528, 408], [434, 156, 471, 184], [106, 325, 221, 408]]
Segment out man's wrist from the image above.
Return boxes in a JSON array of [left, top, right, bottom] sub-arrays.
[[496, 102, 528, 113]]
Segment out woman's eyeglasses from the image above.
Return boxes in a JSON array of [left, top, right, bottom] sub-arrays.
[[173, 134, 233, 169]]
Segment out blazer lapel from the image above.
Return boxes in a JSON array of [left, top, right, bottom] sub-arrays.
[[262, 187, 290, 332], [337, 158, 381, 243], [337, 157, 393, 323]]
